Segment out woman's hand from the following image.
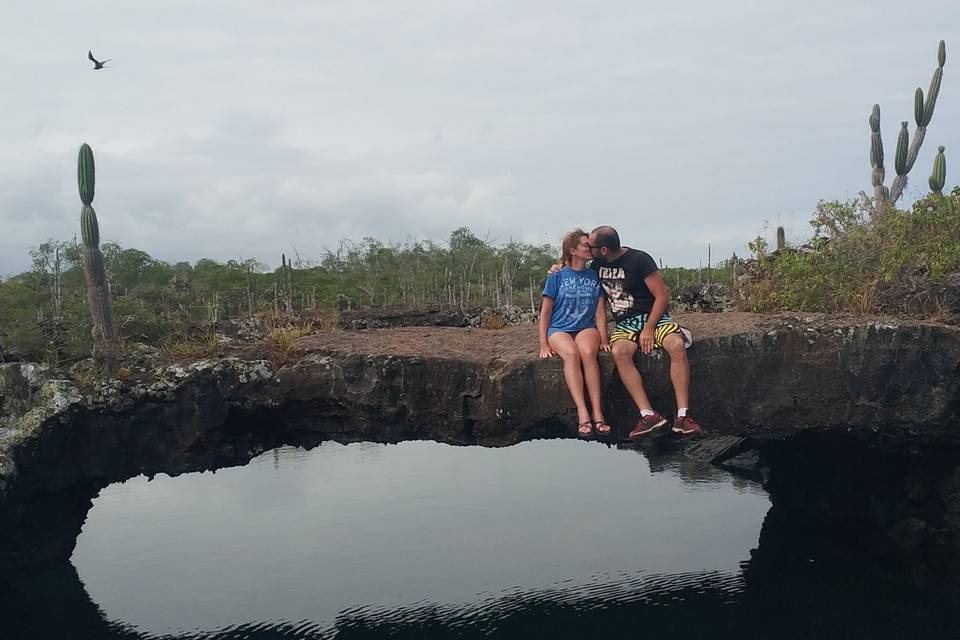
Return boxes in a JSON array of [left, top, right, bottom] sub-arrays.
[[539, 344, 555, 358], [599, 340, 611, 352]]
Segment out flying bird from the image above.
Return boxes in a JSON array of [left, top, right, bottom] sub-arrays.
[[88, 50, 110, 70]]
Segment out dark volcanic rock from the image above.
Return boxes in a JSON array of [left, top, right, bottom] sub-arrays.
[[338, 307, 472, 330], [3, 315, 960, 574], [0, 348, 24, 363], [674, 283, 734, 313], [760, 429, 960, 567]]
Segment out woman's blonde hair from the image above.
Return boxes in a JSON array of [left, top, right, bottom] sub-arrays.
[[560, 228, 588, 266]]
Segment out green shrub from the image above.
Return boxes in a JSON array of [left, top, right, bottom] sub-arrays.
[[743, 188, 960, 314]]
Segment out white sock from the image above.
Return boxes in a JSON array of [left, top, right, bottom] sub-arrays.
[[677, 408, 688, 417], [640, 408, 655, 417]]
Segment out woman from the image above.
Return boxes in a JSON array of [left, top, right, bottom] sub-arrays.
[[538, 229, 611, 437]]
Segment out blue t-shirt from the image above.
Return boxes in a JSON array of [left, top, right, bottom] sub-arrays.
[[543, 266, 602, 336]]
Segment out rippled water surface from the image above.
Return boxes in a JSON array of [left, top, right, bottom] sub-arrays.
[[7, 439, 960, 639]]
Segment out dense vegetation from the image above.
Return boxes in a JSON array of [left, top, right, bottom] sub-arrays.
[[0, 227, 726, 365], [742, 188, 960, 314]]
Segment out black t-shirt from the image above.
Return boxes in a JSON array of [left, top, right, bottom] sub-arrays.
[[590, 248, 659, 320]]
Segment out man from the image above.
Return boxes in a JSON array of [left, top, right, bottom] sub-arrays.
[[586, 225, 702, 439]]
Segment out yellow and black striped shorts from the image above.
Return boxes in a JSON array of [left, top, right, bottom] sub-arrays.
[[609, 313, 692, 349]]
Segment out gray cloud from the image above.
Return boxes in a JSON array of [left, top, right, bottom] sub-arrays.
[[2, 0, 958, 275]]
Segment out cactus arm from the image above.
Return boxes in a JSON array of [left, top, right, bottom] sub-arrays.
[[930, 145, 946, 194], [80, 204, 99, 247], [869, 105, 889, 206], [891, 127, 928, 202], [869, 104, 883, 167], [922, 42, 945, 127], [78, 143, 95, 205], [914, 88, 924, 127], [923, 66, 943, 126], [890, 121, 912, 198], [895, 121, 909, 175]]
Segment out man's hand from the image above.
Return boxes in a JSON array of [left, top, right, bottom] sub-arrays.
[[539, 344, 556, 358], [599, 340, 611, 352], [547, 263, 562, 275], [638, 327, 655, 355]]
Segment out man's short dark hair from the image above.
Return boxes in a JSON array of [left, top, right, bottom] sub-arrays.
[[591, 226, 621, 250]]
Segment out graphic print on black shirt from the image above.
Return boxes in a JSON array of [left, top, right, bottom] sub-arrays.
[[590, 248, 659, 320]]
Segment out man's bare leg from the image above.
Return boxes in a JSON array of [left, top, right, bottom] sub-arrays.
[[662, 332, 690, 409], [610, 340, 654, 412], [662, 331, 702, 435]]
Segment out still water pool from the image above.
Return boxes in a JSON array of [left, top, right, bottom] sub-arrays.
[[6, 439, 960, 639]]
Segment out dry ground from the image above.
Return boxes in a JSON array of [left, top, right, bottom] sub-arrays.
[[293, 311, 934, 363]]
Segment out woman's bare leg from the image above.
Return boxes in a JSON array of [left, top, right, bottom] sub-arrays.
[[574, 328, 605, 425], [548, 331, 591, 427]]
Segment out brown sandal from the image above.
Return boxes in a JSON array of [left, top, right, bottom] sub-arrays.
[[577, 422, 594, 438], [593, 421, 612, 436]]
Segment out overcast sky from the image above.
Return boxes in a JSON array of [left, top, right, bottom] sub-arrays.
[[1, 0, 957, 276]]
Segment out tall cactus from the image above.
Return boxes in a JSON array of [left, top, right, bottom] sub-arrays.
[[776, 226, 786, 251], [929, 146, 947, 195], [77, 143, 118, 376], [870, 40, 946, 211]]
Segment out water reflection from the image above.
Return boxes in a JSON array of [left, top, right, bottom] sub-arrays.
[[69, 441, 766, 634], [3, 441, 959, 639], [7, 555, 960, 640]]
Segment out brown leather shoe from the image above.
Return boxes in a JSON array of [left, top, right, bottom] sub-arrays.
[[628, 411, 669, 439], [672, 415, 703, 437]]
